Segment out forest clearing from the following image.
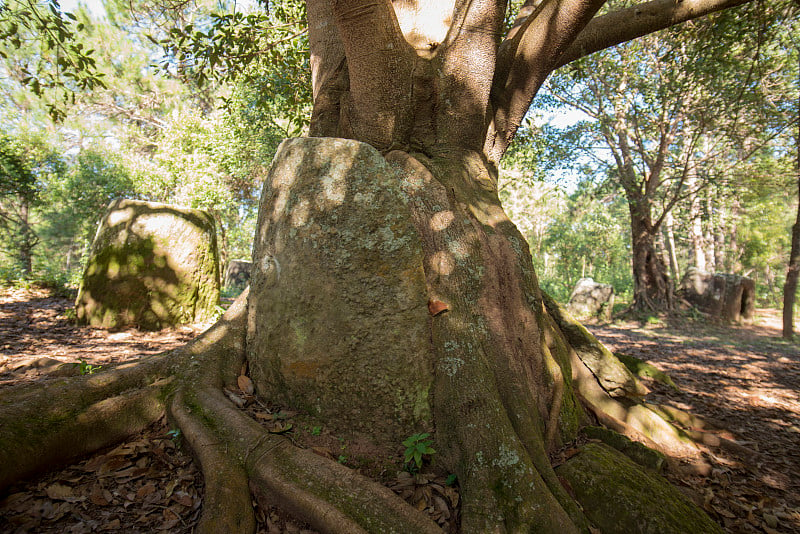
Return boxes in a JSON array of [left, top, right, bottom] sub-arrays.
[[0, 286, 797, 533], [2, 0, 798, 531]]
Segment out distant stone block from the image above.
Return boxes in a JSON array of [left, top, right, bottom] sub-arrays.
[[679, 268, 755, 324], [224, 259, 252, 290], [567, 277, 615, 319], [75, 199, 220, 330]]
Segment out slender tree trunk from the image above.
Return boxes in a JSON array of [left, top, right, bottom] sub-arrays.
[[704, 194, 716, 272], [663, 211, 680, 281], [714, 202, 726, 272], [688, 173, 706, 272], [782, 73, 800, 338], [19, 201, 34, 277]]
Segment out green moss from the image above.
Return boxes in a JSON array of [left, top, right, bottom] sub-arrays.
[[615, 353, 679, 391], [76, 199, 220, 330], [556, 443, 722, 534], [583, 426, 666, 472]]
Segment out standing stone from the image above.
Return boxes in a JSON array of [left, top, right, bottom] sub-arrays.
[[76, 199, 220, 330], [679, 268, 755, 324], [567, 277, 615, 320], [224, 259, 252, 290], [247, 138, 433, 446]]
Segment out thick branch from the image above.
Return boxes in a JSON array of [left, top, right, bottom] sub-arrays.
[[330, 0, 416, 148], [554, 0, 753, 69], [435, 0, 507, 151], [487, 0, 605, 162]]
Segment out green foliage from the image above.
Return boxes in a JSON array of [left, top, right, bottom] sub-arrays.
[[402, 433, 436, 473], [166, 428, 182, 443], [151, 0, 312, 129], [77, 358, 101, 375], [0, 132, 64, 276], [0, 0, 106, 121]]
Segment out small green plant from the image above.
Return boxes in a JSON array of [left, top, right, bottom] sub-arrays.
[[311, 426, 322, 436], [337, 455, 348, 464], [445, 473, 458, 486], [77, 359, 101, 375], [402, 432, 436, 473], [211, 304, 226, 321]]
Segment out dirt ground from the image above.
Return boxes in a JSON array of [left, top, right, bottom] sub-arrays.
[[588, 310, 800, 534], [1, 286, 799, 533]]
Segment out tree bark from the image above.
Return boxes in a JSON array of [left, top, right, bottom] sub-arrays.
[[630, 203, 672, 311], [663, 211, 680, 282], [0, 0, 759, 531], [783, 77, 800, 338]]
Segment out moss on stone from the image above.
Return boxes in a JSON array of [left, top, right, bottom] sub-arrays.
[[556, 442, 722, 534], [75, 199, 220, 330], [615, 352, 680, 391], [583, 426, 666, 472]]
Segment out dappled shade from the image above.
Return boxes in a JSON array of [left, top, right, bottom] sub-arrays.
[[247, 138, 433, 448], [223, 259, 252, 291], [75, 199, 220, 330]]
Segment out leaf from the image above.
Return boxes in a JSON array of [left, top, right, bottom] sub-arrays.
[[237, 375, 254, 394], [45, 482, 80, 502], [89, 484, 111, 506], [269, 422, 293, 434], [136, 484, 156, 499]]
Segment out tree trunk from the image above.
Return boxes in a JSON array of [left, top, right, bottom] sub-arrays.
[[783, 77, 800, 338], [688, 174, 707, 273], [0, 0, 754, 531], [663, 211, 680, 282], [18, 200, 35, 277], [629, 203, 672, 311], [704, 194, 716, 272], [714, 201, 726, 273]]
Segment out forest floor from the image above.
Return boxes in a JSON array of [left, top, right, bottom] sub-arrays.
[[0, 285, 798, 533], [588, 310, 800, 534]]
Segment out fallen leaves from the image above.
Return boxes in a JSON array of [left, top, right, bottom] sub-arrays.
[[590, 313, 800, 534], [388, 471, 460, 532], [0, 420, 203, 533]]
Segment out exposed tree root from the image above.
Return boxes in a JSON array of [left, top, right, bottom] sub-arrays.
[[0, 180, 738, 534], [170, 390, 256, 533], [0, 352, 177, 491]]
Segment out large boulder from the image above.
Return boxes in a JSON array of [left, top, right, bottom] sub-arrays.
[[567, 277, 615, 320], [75, 199, 220, 330], [223, 259, 252, 290], [247, 138, 433, 446], [679, 267, 755, 324]]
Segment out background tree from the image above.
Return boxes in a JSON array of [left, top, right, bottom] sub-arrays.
[[536, 2, 795, 311], [0, 132, 64, 277]]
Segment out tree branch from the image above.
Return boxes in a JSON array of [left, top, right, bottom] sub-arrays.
[[554, 0, 753, 69], [486, 0, 606, 163], [436, 0, 508, 151], [329, 0, 416, 149]]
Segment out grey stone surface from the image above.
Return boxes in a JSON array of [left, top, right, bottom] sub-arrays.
[[567, 277, 614, 319], [246, 138, 434, 443], [679, 268, 755, 323]]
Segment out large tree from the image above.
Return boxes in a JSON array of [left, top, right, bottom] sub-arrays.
[[534, 4, 795, 311], [1, 0, 767, 532]]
